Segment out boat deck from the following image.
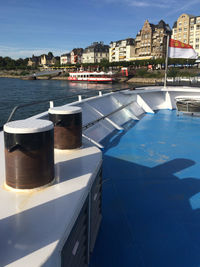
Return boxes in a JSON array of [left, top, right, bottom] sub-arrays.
[[89, 109, 200, 267]]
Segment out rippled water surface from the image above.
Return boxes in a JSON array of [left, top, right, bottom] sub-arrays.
[[0, 78, 129, 126]]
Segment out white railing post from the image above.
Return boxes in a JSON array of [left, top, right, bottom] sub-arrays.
[[78, 95, 82, 102], [49, 101, 54, 108]]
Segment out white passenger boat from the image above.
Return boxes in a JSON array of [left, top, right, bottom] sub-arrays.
[[1, 86, 200, 267], [68, 71, 114, 83]]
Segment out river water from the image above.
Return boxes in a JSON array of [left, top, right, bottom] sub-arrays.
[[0, 78, 129, 127]]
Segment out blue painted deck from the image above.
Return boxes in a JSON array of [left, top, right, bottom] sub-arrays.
[[89, 110, 200, 267]]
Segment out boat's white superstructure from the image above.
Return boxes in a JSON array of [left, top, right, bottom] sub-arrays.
[[68, 71, 114, 83], [1, 86, 200, 266]]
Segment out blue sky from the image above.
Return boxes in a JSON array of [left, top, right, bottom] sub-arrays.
[[0, 0, 199, 59]]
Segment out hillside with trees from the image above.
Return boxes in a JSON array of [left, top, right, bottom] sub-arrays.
[[0, 57, 34, 70]]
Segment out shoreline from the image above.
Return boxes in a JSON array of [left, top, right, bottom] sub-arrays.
[[0, 75, 163, 84], [0, 75, 69, 80], [127, 77, 163, 84], [0, 75, 23, 79]]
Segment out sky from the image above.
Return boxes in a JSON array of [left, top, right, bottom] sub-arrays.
[[0, 0, 200, 59]]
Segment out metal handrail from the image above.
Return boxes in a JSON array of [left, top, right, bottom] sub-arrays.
[[82, 99, 135, 130], [0, 87, 131, 129], [6, 91, 98, 124]]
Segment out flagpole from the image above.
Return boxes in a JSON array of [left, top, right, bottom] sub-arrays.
[[164, 34, 170, 88]]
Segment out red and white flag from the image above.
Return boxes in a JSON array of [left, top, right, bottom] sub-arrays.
[[168, 39, 198, 59]]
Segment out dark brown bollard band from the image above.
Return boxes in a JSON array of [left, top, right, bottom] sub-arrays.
[[4, 119, 54, 189], [49, 106, 82, 149]]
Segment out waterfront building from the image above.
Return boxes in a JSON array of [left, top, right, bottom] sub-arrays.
[[172, 13, 200, 56], [27, 53, 59, 68], [27, 55, 40, 67], [109, 20, 171, 62], [40, 53, 58, 67], [134, 20, 171, 60], [70, 48, 83, 64], [60, 53, 71, 65], [109, 38, 136, 62], [82, 42, 109, 64]]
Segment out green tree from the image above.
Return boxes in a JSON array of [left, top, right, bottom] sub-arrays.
[[48, 52, 54, 58]]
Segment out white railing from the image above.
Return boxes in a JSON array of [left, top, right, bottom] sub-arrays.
[[164, 76, 200, 83]]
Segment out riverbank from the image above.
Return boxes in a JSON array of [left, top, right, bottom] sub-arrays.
[[0, 75, 22, 79], [1, 67, 199, 84], [0, 74, 69, 80], [0, 69, 36, 79], [0, 75, 162, 84], [127, 77, 163, 84]]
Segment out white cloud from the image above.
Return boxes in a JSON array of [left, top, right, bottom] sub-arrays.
[[166, 0, 200, 16], [92, 0, 171, 8], [90, 0, 169, 7], [0, 46, 67, 59], [128, 0, 169, 8], [94, 0, 197, 10], [129, 1, 150, 7]]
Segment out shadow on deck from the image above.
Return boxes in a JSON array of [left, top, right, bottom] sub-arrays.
[[90, 155, 200, 267]]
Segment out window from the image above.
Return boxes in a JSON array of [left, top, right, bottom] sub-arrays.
[[197, 25, 200, 30], [190, 26, 194, 30], [195, 44, 199, 49], [174, 29, 177, 33], [184, 28, 187, 31], [184, 39, 187, 43], [196, 38, 199, 43], [179, 22, 182, 26], [179, 28, 182, 32]]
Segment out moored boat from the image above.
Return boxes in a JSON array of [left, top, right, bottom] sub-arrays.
[[68, 71, 114, 83]]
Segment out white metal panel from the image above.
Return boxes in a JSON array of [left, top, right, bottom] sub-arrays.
[[70, 102, 101, 126], [86, 95, 121, 115], [83, 120, 115, 143], [165, 91, 173, 110], [111, 92, 137, 106], [108, 109, 133, 126], [85, 103, 123, 130], [136, 95, 154, 114], [138, 91, 166, 110], [126, 102, 145, 117]]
